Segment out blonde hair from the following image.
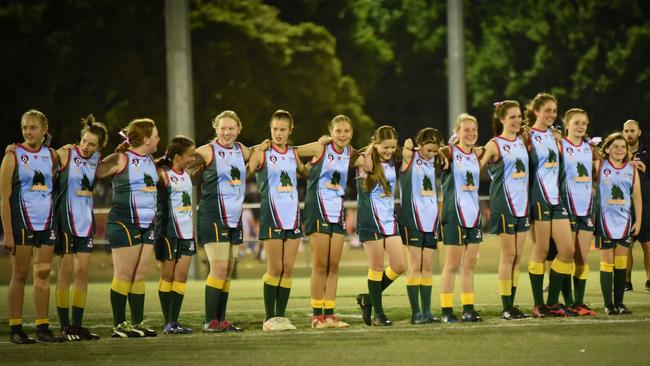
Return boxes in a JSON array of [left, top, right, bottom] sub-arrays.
[[212, 110, 242, 130]]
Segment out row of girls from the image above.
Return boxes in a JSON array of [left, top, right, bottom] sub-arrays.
[[1, 99, 643, 344]]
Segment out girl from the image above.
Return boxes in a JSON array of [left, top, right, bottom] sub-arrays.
[[400, 128, 445, 324], [595, 133, 641, 314], [247, 110, 306, 332], [355, 125, 405, 326], [297, 115, 362, 328], [438, 114, 483, 323], [1, 110, 61, 344], [155, 136, 196, 334], [559, 109, 598, 316], [54, 115, 108, 341], [99, 118, 160, 338], [481, 101, 530, 320], [194, 110, 261, 333], [525, 93, 576, 317]]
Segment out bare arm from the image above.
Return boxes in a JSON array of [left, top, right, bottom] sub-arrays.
[[361, 144, 374, 173], [631, 169, 642, 236], [246, 149, 263, 177], [96, 152, 125, 179], [56, 146, 70, 171], [241, 139, 271, 162], [1, 152, 16, 252], [479, 140, 499, 169], [295, 141, 326, 160], [401, 139, 414, 170]]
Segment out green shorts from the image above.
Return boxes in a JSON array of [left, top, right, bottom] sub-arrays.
[[258, 224, 302, 241], [439, 223, 482, 246], [155, 235, 196, 261], [107, 220, 155, 248], [489, 212, 530, 235], [198, 219, 243, 245], [595, 235, 632, 249], [400, 226, 437, 249], [303, 218, 346, 236], [56, 232, 94, 255], [12, 223, 57, 247], [568, 214, 595, 233], [531, 200, 569, 222]]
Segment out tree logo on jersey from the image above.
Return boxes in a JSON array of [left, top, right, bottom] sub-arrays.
[[608, 184, 626, 205], [177, 191, 193, 212], [462, 171, 477, 191], [326, 170, 342, 190], [141, 173, 157, 192], [543, 148, 558, 168], [420, 175, 435, 196], [574, 162, 590, 182], [276, 171, 293, 192], [75, 174, 93, 196], [229, 165, 242, 185], [512, 158, 526, 179], [30, 170, 48, 191]]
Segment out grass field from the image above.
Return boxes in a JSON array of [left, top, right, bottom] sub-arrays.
[[1, 237, 650, 365]]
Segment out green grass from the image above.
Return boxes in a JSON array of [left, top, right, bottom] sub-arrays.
[[1, 237, 650, 365]]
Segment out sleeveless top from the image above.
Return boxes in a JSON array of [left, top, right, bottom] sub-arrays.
[[11, 144, 55, 231], [304, 142, 351, 224], [198, 141, 246, 228], [529, 128, 560, 205], [488, 136, 529, 217], [356, 160, 398, 235], [108, 150, 158, 228], [55, 147, 100, 237], [441, 145, 480, 228], [595, 160, 634, 240], [399, 151, 438, 232], [157, 167, 194, 239], [559, 138, 593, 217], [256, 145, 300, 230]]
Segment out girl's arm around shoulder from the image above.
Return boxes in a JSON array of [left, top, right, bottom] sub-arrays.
[[96, 152, 126, 180], [479, 140, 498, 170], [157, 167, 170, 188], [246, 149, 263, 177]]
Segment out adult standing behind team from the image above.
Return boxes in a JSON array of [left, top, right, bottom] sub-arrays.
[[622, 120, 650, 292]]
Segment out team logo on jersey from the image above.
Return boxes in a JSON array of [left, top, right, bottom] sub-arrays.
[[141, 173, 157, 192], [327, 154, 335, 162], [132, 158, 140, 166], [170, 175, 178, 183], [30, 170, 48, 191], [503, 144, 511, 153], [218, 151, 226, 158], [87, 238, 94, 248], [176, 191, 193, 212], [420, 175, 434, 196], [456, 154, 463, 164], [20, 155, 29, 164], [543, 148, 558, 168], [326, 170, 342, 190], [574, 162, 590, 182], [229, 165, 242, 185], [74, 157, 82, 166], [566, 147, 574, 155], [75, 174, 93, 196], [416, 159, 423, 166], [512, 158, 526, 179], [276, 171, 294, 192], [462, 171, 477, 191], [270, 155, 278, 164], [607, 184, 627, 205], [603, 168, 611, 183], [534, 135, 542, 143]]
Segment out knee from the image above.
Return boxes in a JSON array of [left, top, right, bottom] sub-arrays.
[[391, 264, 406, 275], [328, 262, 340, 275], [444, 262, 460, 274], [75, 265, 89, 281], [462, 257, 478, 271], [33, 263, 52, 283], [502, 251, 516, 265]]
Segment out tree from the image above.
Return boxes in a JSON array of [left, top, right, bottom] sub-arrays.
[[547, 148, 557, 163], [181, 191, 192, 207], [230, 165, 241, 182], [465, 171, 475, 187], [611, 184, 625, 201], [330, 170, 341, 186], [80, 174, 92, 191], [515, 158, 526, 173], [422, 175, 433, 192], [143, 173, 155, 188], [577, 162, 589, 177], [32, 170, 46, 189], [280, 171, 292, 187]]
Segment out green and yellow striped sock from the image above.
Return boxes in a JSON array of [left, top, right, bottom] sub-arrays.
[[158, 279, 173, 324], [276, 277, 292, 317], [71, 288, 87, 327], [205, 275, 224, 322], [128, 280, 146, 325], [110, 278, 131, 326], [263, 273, 280, 320], [56, 288, 70, 329]]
